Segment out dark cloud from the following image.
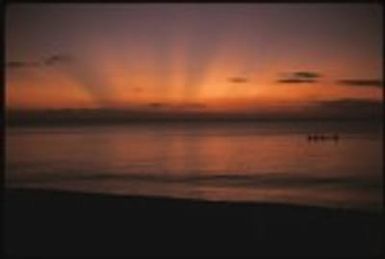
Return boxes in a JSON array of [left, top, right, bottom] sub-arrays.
[[148, 102, 206, 110], [6, 61, 41, 68], [277, 71, 321, 84], [293, 71, 321, 79], [7, 54, 73, 69], [228, 77, 249, 84], [8, 53, 115, 107], [337, 79, 383, 88], [44, 54, 73, 66]]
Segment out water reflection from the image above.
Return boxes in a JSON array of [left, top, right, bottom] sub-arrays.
[[6, 121, 383, 210]]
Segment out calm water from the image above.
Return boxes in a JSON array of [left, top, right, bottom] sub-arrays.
[[6, 121, 383, 211]]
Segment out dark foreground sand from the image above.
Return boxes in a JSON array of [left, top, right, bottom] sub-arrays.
[[4, 188, 382, 257]]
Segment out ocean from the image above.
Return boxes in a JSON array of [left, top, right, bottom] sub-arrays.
[[6, 121, 383, 211]]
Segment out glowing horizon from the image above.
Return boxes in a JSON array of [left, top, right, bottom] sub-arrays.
[[6, 4, 383, 116]]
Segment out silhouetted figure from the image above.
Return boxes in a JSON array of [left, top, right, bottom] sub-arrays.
[[307, 134, 340, 142]]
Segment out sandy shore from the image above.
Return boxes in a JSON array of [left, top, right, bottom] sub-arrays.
[[4, 188, 382, 256]]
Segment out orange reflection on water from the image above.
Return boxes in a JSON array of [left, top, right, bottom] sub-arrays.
[[6, 122, 383, 211]]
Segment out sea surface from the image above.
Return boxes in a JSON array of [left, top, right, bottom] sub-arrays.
[[6, 121, 383, 211]]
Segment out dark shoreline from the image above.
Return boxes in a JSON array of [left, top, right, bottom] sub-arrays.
[[4, 188, 383, 257]]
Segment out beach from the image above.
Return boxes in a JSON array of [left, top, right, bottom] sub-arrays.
[[4, 188, 382, 257], [5, 2, 383, 257]]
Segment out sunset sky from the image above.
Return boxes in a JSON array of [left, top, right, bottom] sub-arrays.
[[6, 4, 383, 117]]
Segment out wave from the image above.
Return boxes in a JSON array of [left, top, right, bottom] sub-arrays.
[[8, 171, 382, 191]]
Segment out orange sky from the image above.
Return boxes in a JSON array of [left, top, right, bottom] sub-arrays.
[[6, 4, 383, 116]]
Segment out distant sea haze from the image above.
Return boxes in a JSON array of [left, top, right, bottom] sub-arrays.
[[6, 121, 383, 211], [6, 102, 383, 126]]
